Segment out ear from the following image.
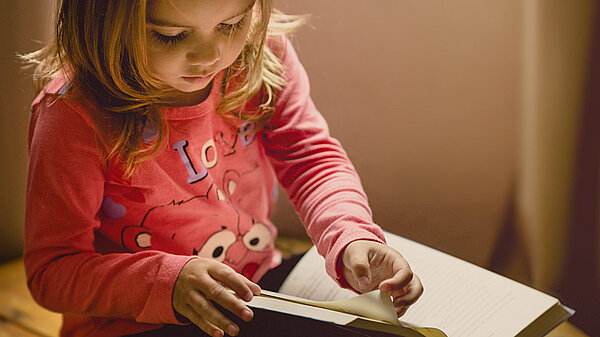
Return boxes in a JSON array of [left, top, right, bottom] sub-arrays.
[[207, 182, 228, 202], [222, 169, 242, 198], [121, 225, 152, 251]]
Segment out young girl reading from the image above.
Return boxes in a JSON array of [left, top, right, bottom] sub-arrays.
[[23, 0, 423, 336]]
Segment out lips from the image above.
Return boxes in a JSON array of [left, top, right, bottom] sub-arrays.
[[185, 73, 211, 78], [241, 262, 259, 280], [182, 72, 216, 84]]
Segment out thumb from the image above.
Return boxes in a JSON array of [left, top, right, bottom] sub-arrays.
[[344, 246, 372, 290]]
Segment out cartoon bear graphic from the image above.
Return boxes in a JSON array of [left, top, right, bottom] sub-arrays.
[[114, 181, 275, 280]]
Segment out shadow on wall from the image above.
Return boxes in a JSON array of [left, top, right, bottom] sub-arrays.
[[559, 2, 600, 333], [0, 1, 55, 261]]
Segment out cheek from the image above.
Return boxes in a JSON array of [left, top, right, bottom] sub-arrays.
[[147, 45, 183, 77], [222, 31, 250, 64]]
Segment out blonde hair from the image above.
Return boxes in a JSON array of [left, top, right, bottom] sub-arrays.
[[22, 0, 305, 177]]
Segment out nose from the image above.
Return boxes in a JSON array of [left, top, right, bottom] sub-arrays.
[[225, 239, 247, 265], [186, 38, 221, 67]]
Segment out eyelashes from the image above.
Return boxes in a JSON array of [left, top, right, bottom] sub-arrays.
[[151, 15, 249, 46], [151, 30, 187, 45], [218, 15, 248, 35]]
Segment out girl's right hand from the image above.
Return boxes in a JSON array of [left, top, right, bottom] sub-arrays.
[[173, 258, 261, 337]]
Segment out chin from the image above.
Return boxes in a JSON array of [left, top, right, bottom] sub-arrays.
[[174, 82, 212, 93]]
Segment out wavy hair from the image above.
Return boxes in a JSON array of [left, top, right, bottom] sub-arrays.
[[22, 0, 305, 177]]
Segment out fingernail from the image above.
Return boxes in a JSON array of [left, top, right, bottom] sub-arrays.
[[242, 308, 253, 321], [380, 283, 391, 292], [358, 276, 370, 288], [226, 324, 238, 336]]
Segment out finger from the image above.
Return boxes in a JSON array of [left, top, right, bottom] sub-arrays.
[[245, 277, 262, 296], [343, 246, 373, 290], [393, 292, 419, 306], [379, 266, 413, 292], [199, 276, 254, 322], [188, 292, 240, 336], [393, 276, 424, 306], [390, 288, 407, 298], [179, 302, 227, 337], [395, 305, 409, 317], [210, 265, 258, 302]]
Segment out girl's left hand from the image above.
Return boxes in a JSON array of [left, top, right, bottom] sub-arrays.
[[341, 240, 423, 317]]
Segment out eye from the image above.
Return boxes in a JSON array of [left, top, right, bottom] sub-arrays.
[[242, 221, 271, 252], [151, 30, 187, 45], [135, 232, 151, 249], [194, 230, 236, 262], [217, 15, 248, 35]]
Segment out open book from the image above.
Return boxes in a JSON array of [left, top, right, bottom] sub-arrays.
[[249, 288, 445, 336], [247, 231, 573, 337]]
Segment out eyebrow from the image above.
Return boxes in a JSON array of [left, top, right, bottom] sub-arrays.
[[147, 0, 256, 28]]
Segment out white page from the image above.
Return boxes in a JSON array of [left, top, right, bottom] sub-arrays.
[[279, 231, 560, 337], [248, 294, 358, 325], [259, 289, 400, 325], [249, 290, 447, 337]]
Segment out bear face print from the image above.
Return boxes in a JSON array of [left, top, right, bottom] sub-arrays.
[[117, 183, 275, 280]]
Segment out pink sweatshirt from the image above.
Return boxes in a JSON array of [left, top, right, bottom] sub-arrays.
[[25, 38, 385, 336]]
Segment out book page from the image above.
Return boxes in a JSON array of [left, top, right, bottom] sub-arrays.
[[260, 289, 400, 325], [248, 294, 358, 326], [280, 231, 563, 337], [249, 290, 446, 337]]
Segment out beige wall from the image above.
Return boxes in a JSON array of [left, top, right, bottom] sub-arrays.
[[272, 0, 521, 268], [0, 1, 54, 261]]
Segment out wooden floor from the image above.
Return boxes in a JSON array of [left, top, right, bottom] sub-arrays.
[[0, 237, 588, 337], [0, 258, 61, 337]]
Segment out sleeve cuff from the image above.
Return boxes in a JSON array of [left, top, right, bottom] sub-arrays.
[[324, 228, 386, 290], [136, 255, 198, 324]]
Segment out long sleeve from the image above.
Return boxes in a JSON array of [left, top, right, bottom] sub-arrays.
[[24, 92, 193, 326], [261, 39, 386, 285]]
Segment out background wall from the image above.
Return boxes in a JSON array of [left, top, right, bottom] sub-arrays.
[[272, 0, 520, 271], [0, 0, 54, 261]]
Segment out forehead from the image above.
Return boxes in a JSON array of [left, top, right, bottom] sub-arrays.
[[146, 0, 255, 26]]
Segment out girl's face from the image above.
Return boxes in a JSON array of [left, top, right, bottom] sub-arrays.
[[146, 0, 255, 105]]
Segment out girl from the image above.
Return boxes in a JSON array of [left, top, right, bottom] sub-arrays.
[[23, 0, 423, 336]]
